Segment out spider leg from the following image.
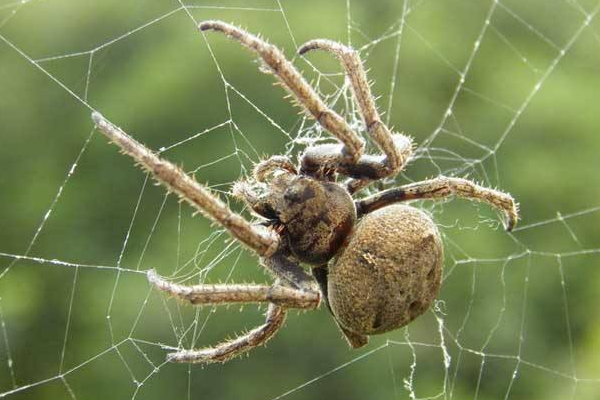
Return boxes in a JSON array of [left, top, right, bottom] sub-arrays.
[[298, 40, 412, 190], [230, 156, 297, 218], [355, 176, 519, 231], [167, 303, 286, 363], [252, 155, 297, 182], [92, 112, 280, 257], [148, 255, 319, 363], [199, 20, 364, 162], [148, 269, 320, 309], [299, 40, 413, 177]]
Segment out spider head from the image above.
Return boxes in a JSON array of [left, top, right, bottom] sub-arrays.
[[237, 166, 357, 265], [278, 175, 356, 265]]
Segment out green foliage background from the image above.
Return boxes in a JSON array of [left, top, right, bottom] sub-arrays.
[[0, 0, 599, 399]]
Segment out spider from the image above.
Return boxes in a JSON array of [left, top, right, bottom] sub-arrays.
[[91, 20, 518, 364]]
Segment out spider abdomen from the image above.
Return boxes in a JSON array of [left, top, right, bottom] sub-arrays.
[[328, 204, 443, 335]]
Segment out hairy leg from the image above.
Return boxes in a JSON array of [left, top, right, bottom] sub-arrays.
[[200, 20, 364, 162], [148, 269, 320, 309], [252, 155, 297, 182], [298, 40, 413, 190], [92, 112, 280, 256], [167, 304, 286, 363], [356, 176, 519, 231], [230, 156, 297, 219], [300, 140, 410, 182], [148, 253, 319, 364], [299, 40, 413, 175]]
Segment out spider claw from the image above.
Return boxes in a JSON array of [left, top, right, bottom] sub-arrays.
[[198, 20, 220, 32], [504, 210, 519, 232], [297, 39, 328, 56]]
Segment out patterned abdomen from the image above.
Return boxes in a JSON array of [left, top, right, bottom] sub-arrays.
[[328, 204, 443, 335]]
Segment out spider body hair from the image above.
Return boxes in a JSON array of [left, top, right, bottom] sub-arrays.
[[328, 204, 442, 334], [92, 20, 518, 364], [239, 167, 443, 336], [240, 170, 356, 265]]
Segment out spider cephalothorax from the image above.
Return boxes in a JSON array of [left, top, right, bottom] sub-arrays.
[[92, 20, 519, 364], [236, 170, 357, 265]]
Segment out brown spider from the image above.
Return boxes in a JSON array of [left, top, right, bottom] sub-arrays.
[[91, 20, 518, 364]]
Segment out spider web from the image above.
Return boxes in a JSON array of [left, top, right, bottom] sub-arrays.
[[1, 0, 600, 399]]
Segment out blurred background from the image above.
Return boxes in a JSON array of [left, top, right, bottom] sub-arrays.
[[1, 0, 599, 399]]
